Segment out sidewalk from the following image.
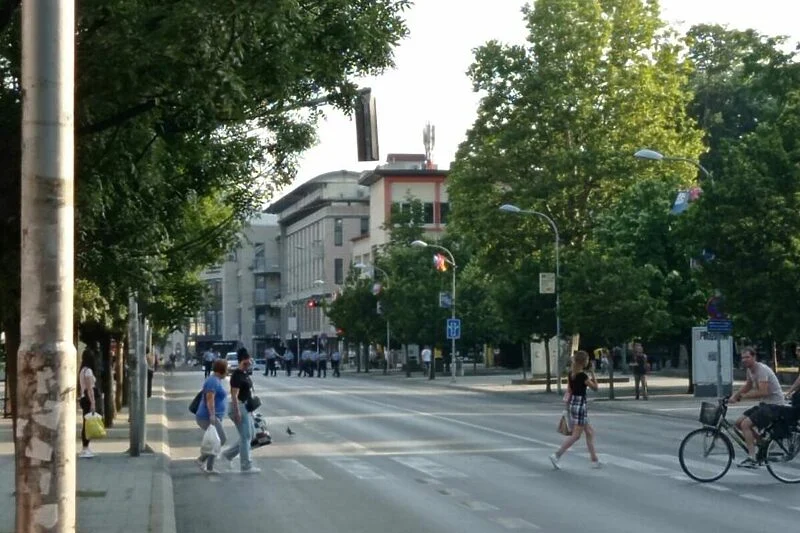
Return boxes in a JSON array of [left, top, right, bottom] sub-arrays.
[[342, 367, 753, 422], [0, 374, 175, 533]]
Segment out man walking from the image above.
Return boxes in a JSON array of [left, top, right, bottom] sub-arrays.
[[202, 348, 215, 378], [283, 348, 294, 376], [421, 346, 432, 377], [331, 350, 341, 377]]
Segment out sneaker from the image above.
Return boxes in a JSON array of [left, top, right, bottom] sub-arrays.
[[549, 454, 561, 470], [590, 460, 603, 469], [241, 467, 261, 474], [737, 457, 759, 469], [79, 449, 95, 459], [195, 458, 207, 472], [206, 467, 222, 475]]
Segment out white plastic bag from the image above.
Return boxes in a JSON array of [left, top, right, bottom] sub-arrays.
[[200, 425, 221, 456]]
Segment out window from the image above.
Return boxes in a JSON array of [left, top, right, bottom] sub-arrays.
[[439, 202, 450, 224], [423, 202, 434, 224], [255, 275, 267, 289], [334, 258, 344, 285], [360, 216, 369, 236], [334, 218, 343, 246]]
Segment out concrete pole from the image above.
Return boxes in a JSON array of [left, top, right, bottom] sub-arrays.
[[450, 266, 457, 382], [16, 1, 76, 532], [139, 318, 148, 450], [128, 296, 141, 456]]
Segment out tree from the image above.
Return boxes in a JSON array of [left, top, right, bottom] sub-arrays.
[[1, 0, 410, 419], [447, 0, 703, 264], [679, 91, 800, 345], [561, 247, 671, 398]]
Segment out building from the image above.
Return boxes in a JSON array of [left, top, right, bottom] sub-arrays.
[[186, 213, 282, 359], [352, 153, 450, 265], [266, 171, 369, 348]]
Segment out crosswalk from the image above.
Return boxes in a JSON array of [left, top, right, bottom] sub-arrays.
[[217, 449, 765, 484]]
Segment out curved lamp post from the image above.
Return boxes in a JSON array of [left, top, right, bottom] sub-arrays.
[[499, 204, 562, 394], [355, 263, 393, 375], [410, 240, 457, 382], [634, 149, 713, 184]]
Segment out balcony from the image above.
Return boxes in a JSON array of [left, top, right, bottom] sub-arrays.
[[254, 288, 268, 305], [252, 257, 280, 274]]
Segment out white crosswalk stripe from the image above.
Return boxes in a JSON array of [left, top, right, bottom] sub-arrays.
[[328, 457, 390, 479], [390, 456, 468, 479], [271, 459, 323, 480]]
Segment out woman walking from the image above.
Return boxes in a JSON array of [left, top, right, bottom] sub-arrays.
[[221, 348, 260, 473], [79, 349, 98, 458], [195, 358, 229, 474], [550, 350, 601, 469]]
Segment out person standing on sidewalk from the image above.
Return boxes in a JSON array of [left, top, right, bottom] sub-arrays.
[[331, 349, 341, 377], [222, 348, 260, 473], [284, 348, 294, 376], [202, 348, 214, 378], [146, 348, 155, 398], [631, 342, 649, 400], [79, 349, 99, 458], [195, 358, 228, 474], [550, 351, 601, 470], [421, 346, 432, 376]]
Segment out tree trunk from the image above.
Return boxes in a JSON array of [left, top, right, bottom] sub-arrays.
[[520, 342, 527, 381], [100, 330, 115, 427], [115, 337, 125, 411]]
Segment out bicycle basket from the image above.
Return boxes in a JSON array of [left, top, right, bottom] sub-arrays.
[[699, 402, 722, 426]]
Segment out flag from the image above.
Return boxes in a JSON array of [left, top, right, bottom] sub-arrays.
[[433, 253, 448, 272]]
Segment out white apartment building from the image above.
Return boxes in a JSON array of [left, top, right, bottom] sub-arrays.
[[266, 170, 370, 348], [186, 213, 282, 359]]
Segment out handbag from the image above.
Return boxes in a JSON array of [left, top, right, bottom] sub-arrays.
[[84, 412, 107, 440], [189, 391, 203, 414], [557, 411, 572, 436], [244, 395, 262, 413]]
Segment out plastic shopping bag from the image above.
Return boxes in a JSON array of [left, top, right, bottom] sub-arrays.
[[557, 411, 572, 436], [200, 425, 221, 456], [84, 412, 107, 440]]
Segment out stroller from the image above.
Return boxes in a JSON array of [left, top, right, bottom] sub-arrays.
[[251, 412, 272, 449]]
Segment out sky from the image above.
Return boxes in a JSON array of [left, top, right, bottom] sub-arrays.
[[288, 0, 800, 193]]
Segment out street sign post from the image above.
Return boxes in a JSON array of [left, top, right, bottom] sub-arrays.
[[439, 291, 452, 308], [707, 319, 733, 334], [539, 272, 555, 294], [446, 318, 461, 340]]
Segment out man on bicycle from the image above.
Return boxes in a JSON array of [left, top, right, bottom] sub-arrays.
[[729, 347, 786, 468]]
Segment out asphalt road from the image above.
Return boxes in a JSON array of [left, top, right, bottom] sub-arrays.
[[164, 370, 800, 533]]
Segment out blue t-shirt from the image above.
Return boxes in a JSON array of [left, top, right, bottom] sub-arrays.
[[196, 375, 227, 420]]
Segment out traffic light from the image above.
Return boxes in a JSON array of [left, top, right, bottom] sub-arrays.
[[355, 88, 379, 162], [307, 298, 321, 308], [433, 253, 448, 272]]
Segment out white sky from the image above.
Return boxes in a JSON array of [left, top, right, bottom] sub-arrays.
[[289, 0, 800, 192]]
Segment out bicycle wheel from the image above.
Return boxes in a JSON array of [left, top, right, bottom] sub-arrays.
[[766, 433, 800, 483], [679, 427, 733, 482]]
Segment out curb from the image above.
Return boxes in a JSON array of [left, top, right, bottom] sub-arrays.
[[148, 373, 176, 533]]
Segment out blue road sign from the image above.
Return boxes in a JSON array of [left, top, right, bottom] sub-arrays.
[[707, 319, 733, 334], [446, 318, 461, 340]]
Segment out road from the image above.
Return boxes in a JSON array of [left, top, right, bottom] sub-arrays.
[[164, 370, 800, 533]]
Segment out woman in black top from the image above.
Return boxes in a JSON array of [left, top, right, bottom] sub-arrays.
[[550, 350, 601, 470], [221, 348, 260, 473]]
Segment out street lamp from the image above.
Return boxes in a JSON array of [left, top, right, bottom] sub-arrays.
[[355, 263, 393, 375], [635, 149, 718, 397], [634, 149, 713, 184], [312, 279, 325, 357], [499, 204, 562, 394], [410, 240, 458, 382]]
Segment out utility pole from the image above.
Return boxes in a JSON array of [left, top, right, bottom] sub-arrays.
[[16, 1, 76, 532]]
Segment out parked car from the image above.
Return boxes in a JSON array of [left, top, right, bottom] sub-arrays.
[[226, 352, 239, 374]]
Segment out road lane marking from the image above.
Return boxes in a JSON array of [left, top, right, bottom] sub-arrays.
[[327, 457, 389, 479], [643, 453, 757, 478], [437, 487, 470, 498], [391, 456, 467, 479], [458, 500, 500, 511], [597, 454, 672, 476], [271, 459, 323, 480], [740, 493, 770, 503], [492, 517, 541, 529]]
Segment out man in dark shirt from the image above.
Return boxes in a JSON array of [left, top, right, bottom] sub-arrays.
[[631, 342, 649, 400], [221, 348, 260, 473]]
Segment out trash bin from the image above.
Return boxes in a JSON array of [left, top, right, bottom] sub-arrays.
[[456, 357, 464, 377]]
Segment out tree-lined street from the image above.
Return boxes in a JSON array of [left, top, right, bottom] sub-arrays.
[[165, 370, 798, 533]]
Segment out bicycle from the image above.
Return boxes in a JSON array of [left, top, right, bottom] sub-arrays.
[[678, 396, 800, 483]]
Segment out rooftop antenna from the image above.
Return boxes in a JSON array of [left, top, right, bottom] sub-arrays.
[[423, 122, 435, 168]]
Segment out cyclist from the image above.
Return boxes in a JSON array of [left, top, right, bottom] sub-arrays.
[[729, 347, 786, 468]]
